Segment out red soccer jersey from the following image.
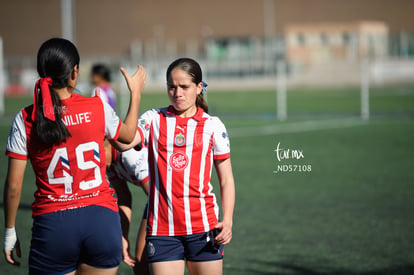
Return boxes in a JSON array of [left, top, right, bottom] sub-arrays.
[[6, 94, 121, 216], [138, 106, 230, 236]]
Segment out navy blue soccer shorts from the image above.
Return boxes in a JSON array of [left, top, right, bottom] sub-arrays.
[[29, 205, 122, 275], [146, 229, 224, 263]]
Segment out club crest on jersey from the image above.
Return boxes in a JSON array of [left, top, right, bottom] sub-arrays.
[[170, 151, 189, 171], [147, 241, 155, 256], [140, 119, 150, 131], [175, 133, 186, 146]]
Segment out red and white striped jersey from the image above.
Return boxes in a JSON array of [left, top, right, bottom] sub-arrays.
[[6, 94, 121, 216], [138, 106, 230, 236], [107, 147, 149, 186]]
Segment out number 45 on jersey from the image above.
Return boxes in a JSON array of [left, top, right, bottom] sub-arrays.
[[47, 141, 103, 194]]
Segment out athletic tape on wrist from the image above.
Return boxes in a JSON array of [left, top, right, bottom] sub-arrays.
[[4, 227, 17, 251]]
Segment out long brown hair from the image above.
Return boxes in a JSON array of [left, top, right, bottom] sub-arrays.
[[166, 58, 208, 113], [35, 38, 79, 144]]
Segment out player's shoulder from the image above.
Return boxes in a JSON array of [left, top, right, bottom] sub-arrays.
[[71, 94, 107, 113], [7, 106, 34, 139], [16, 104, 35, 123], [72, 93, 102, 104], [142, 107, 166, 118], [156, 107, 168, 115], [203, 113, 225, 127]]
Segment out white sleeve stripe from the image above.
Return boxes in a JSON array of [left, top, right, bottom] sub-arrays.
[[102, 99, 121, 140], [6, 110, 28, 157], [211, 117, 230, 156]]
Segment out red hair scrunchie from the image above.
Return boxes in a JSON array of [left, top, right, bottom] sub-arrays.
[[32, 77, 56, 121]]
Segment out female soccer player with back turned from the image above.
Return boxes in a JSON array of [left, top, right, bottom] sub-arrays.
[[3, 38, 146, 275], [116, 58, 236, 275]]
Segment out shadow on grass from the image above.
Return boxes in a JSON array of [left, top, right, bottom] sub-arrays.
[[231, 259, 414, 275]]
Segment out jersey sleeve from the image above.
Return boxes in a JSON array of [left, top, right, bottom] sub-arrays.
[[6, 110, 28, 160], [136, 147, 149, 184], [121, 148, 149, 185], [212, 117, 231, 160], [137, 109, 157, 147], [102, 99, 122, 141]]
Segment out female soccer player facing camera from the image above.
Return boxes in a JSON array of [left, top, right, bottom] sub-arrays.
[[116, 58, 235, 275], [3, 38, 146, 275]]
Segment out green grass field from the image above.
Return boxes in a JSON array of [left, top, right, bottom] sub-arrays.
[[1, 86, 414, 274]]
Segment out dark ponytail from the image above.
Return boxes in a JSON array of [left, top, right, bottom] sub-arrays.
[[34, 38, 79, 144], [195, 93, 208, 113], [166, 58, 208, 113]]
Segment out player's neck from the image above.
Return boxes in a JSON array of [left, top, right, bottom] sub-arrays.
[[54, 87, 74, 100], [175, 105, 197, 118]]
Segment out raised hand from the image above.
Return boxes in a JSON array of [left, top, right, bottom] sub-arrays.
[[120, 65, 147, 96]]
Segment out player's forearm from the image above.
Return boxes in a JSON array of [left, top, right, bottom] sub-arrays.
[[110, 131, 141, 152], [119, 94, 141, 143], [124, 93, 140, 134], [220, 178, 235, 226], [118, 65, 146, 144], [4, 158, 26, 228], [119, 205, 132, 238], [3, 180, 22, 228], [141, 181, 149, 195], [215, 159, 235, 225]]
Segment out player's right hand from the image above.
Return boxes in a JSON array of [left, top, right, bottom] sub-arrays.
[[120, 65, 147, 96], [3, 227, 21, 266], [121, 235, 136, 267]]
